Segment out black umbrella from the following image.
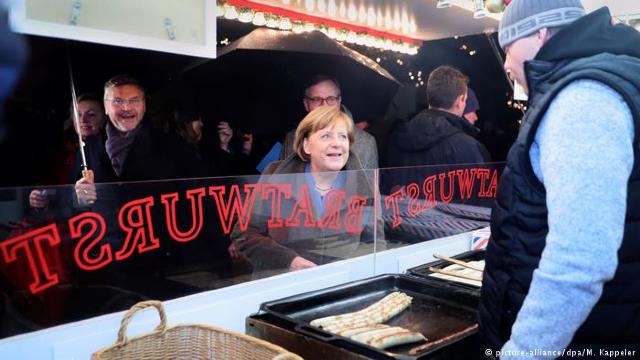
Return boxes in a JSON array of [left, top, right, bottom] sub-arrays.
[[216, 28, 398, 84], [180, 28, 400, 134]]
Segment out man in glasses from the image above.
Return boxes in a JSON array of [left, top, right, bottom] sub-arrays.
[[71, 75, 210, 293], [280, 74, 378, 169], [75, 74, 203, 203]]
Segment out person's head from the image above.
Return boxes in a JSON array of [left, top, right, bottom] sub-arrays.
[[103, 75, 146, 132], [294, 106, 354, 172], [426, 66, 468, 117], [173, 108, 203, 145], [499, 0, 586, 94], [71, 93, 107, 138], [303, 75, 342, 112], [463, 87, 480, 124]]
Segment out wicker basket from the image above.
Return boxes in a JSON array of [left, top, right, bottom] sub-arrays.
[[92, 300, 302, 360]]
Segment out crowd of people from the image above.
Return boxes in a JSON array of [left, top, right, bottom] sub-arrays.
[[11, 0, 640, 354], [21, 64, 490, 289], [28, 66, 490, 211]]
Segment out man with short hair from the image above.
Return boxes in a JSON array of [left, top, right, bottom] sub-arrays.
[[75, 75, 203, 203], [385, 65, 490, 188], [71, 75, 218, 288], [480, 0, 640, 357], [280, 75, 379, 169]]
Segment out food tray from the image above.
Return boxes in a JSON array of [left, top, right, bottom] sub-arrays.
[[406, 250, 485, 295], [259, 274, 479, 359]]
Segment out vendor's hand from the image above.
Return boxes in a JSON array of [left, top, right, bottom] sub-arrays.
[[228, 242, 241, 259], [218, 121, 233, 152], [75, 176, 97, 206], [29, 189, 49, 209], [289, 256, 317, 271], [241, 133, 253, 155]]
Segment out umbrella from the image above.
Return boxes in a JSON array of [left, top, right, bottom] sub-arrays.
[[216, 28, 399, 85], [180, 28, 400, 135]]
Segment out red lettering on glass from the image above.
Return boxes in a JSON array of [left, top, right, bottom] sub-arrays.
[[487, 169, 499, 198], [69, 212, 111, 271], [476, 168, 491, 197], [285, 184, 317, 227], [438, 171, 455, 204], [406, 182, 422, 217], [422, 175, 438, 210], [261, 184, 291, 228], [384, 188, 405, 228], [115, 196, 160, 261], [209, 184, 259, 234], [456, 168, 478, 200], [319, 189, 346, 230], [0, 224, 61, 294], [345, 195, 366, 235], [161, 188, 206, 243]]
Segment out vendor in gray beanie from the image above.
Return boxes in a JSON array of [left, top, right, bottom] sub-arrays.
[[480, 0, 640, 358], [498, 0, 586, 49], [498, 0, 587, 93]]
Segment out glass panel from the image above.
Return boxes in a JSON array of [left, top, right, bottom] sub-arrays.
[[377, 162, 504, 249], [0, 168, 377, 339]]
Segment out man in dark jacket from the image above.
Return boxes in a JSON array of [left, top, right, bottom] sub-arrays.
[[480, 0, 640, 357], [385, 66, 490, 193], [71, 76, 219, 295], [74, 75, 203, 201]]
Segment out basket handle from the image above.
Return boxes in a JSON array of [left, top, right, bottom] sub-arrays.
[[116, 300, 167, 346]]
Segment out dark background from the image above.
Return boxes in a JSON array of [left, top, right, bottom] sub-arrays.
[[0, 19, 522, 187]]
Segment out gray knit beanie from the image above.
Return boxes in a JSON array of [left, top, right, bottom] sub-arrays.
[[498, 0, 586, 49]]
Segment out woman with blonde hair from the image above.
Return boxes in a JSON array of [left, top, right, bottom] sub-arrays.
[[231, 106, 382, 275]]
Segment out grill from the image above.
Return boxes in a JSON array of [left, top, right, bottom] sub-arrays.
[[406, 250, 485, 296], [253, 274, 481, 359]]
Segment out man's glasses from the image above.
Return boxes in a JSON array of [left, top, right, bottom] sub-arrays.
[[305, 95, 341, 106], [107, 98, 143, 107]]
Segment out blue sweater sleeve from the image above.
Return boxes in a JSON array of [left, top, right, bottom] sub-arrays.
[[500, 80, 634, 359]]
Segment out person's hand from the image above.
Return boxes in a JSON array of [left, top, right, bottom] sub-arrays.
[[241, 133, 253, 155], [356, 121, 369, 130], [218, 121, 233, 152], [29, 189, 49, 209], [289, 256, 317, 271], [228, 242, 241, 259], [75, 176, 97, 206]]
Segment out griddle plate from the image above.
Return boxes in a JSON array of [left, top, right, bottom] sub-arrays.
[[260, 274, 479, 359]]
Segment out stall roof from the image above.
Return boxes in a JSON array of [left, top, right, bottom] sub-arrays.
[[252, 0, 640, 42], [252, 0, 500, 41]]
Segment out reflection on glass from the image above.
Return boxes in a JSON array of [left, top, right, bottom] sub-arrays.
[[379, 163, 503, 247], [0, 169, 380, 338], [230, 169, 381, 279], [0, 162, 503, 339]]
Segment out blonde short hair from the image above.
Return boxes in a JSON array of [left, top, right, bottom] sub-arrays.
[[294, 106, 354, 162]]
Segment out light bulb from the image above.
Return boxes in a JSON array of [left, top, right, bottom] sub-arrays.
[[252, 12, 266, 26], [279, 18, 292, 30], [223, 6, 238, 20], [238, 10, 255, 23]]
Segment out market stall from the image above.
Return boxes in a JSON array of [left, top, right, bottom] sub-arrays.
[[1, 1, 638, 359]]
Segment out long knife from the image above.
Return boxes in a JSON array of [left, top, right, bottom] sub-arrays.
[[67, 54, 93, 182]]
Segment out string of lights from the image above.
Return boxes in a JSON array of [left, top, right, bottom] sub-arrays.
[[217, 0, 422, 54]]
